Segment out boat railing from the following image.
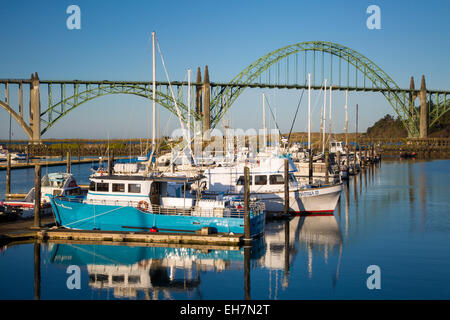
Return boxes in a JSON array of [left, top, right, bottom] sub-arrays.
[[53, 196, 265, 219]]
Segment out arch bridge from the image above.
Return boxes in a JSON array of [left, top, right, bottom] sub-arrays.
[[1, 41, 449, 142]]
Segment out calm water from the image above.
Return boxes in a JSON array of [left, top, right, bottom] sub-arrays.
[[0, 159, 449, 300]]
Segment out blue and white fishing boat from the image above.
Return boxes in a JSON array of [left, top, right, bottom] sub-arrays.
[[48, 174, 265, 236]]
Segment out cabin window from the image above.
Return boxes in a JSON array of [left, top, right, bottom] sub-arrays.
[[65, 187, 82, 196], [112, 183, 125, 192], [89, 181, 96, 191], [254, 175, 267, 185], [331, 142, 336, 147], [128, 183, 141, 193], [269, 174, 284, 185], [96, 182, 109, 192], [237, 175, 252, 185]]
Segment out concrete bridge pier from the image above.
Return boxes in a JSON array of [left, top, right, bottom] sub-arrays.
[[195, 67, 203, 120], [30, 72, 41, 143], [419, 75, 428, 138], [202, 65, 211, 136]]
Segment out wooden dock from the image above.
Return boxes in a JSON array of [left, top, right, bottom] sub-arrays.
[[0, 217, 243, 246], [0, 157, 100, 170]]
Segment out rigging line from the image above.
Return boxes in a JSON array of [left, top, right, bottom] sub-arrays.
[[61, 204, 128, 227], [155, 37, 195, 165], [305, 83, 325, 134], [263, 94, 282, 136], [287, 81, 307, 146]]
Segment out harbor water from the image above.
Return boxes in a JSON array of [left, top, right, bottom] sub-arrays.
[[0, 159, 449, 300]]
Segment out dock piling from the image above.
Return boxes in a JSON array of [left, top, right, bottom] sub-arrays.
[[284, 159, 290, 214], [66, 151, 71, 173], [33, 164, 41, 229], [243, 166, 251, 243], [6, 153, 11, 195]]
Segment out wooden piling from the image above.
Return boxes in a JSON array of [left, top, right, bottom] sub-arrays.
[[244, 246, 251, 300], [308, 149, 313, 184], [33, 242, 41, 300], [33, 164, 41, 229], [325, 151, 329, 184], [66, 151, 71, 174], [107, 149, 112, 175], [284, 159, 289, 214], [6, 153, 11, 195], [337, 151, 341, 172], [243, 166, 251, 242], [346, 145, 350, 175], [353, 145, 357, 174]]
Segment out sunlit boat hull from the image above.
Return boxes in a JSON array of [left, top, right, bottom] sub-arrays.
[[49, 197, 266, 236]]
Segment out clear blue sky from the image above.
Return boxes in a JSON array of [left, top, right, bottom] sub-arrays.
[[1, 0, 449, 139]]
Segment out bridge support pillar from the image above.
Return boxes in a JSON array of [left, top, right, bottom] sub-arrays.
[[419, 75, 428, 138], [30, 73, 41, 143], [408, 76, 417, 138], [203, 65, 211, 137], [195, 67, 203, 123]]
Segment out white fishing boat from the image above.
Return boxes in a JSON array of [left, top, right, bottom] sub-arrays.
[[2, 172, 82, 218], [196, 156, 342, 214]]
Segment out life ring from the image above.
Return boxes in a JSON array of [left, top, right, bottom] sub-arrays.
[[137, 200, 149, 211]]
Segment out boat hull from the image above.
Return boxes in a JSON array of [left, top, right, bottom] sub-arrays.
[[204, 184, 342, 214], [260, 184, 342, 214], [49, 197, 265, 236]]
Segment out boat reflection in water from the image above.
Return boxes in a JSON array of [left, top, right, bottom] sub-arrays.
[[48, 216, 342, 300], [49, 241, 265, 299], [260, 214, 343, 296]]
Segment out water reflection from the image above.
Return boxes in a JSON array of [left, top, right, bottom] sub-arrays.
[[259, 214, 343, 297], [48, 241, 265, 300]]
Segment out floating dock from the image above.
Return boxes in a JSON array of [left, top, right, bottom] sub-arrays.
[[0, 217, 243, 246], [0, 157, 100, 170]]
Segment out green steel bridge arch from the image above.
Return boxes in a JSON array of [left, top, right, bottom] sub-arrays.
[[208, 41, 436, 137], [1, 41, 449, 139], [40, 82, 188, 136]]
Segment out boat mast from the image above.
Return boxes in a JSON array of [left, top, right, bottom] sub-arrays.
[[187, 68, 191, 146], [329, 85, 332, 141], [262, 93, 267, 152], [345, 90, 348, 147], [308, 73, 311, 151], [322, 79, 327, 154], [152, 31, 157, 154]]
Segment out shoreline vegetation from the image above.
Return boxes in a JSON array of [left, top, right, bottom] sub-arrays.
[[0, 114, 449, 157]]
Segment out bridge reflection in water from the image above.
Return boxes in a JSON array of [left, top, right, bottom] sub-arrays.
[[43, 214, 343, 300]]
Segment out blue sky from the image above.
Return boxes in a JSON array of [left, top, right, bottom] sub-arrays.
[[1, 0, 449, 139]]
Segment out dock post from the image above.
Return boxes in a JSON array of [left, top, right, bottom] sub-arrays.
[[243, 166, 251, 243], [66, 151, 71, 174], [110, 150, 115, 174], [244, 246, 251, 300], [325, 151, 329, 184], [283, 219, 290, 287], [346, 145, 350, 175], [33, 242, 41, 300], [308, 149, 313, 184], [337, 151, 341, 172], [33, 164, 41, 229], [26, 144, 30, 164], [284, 159, 290, 215], [353, 145, 357, 174], [6, 153, 11, 195]]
